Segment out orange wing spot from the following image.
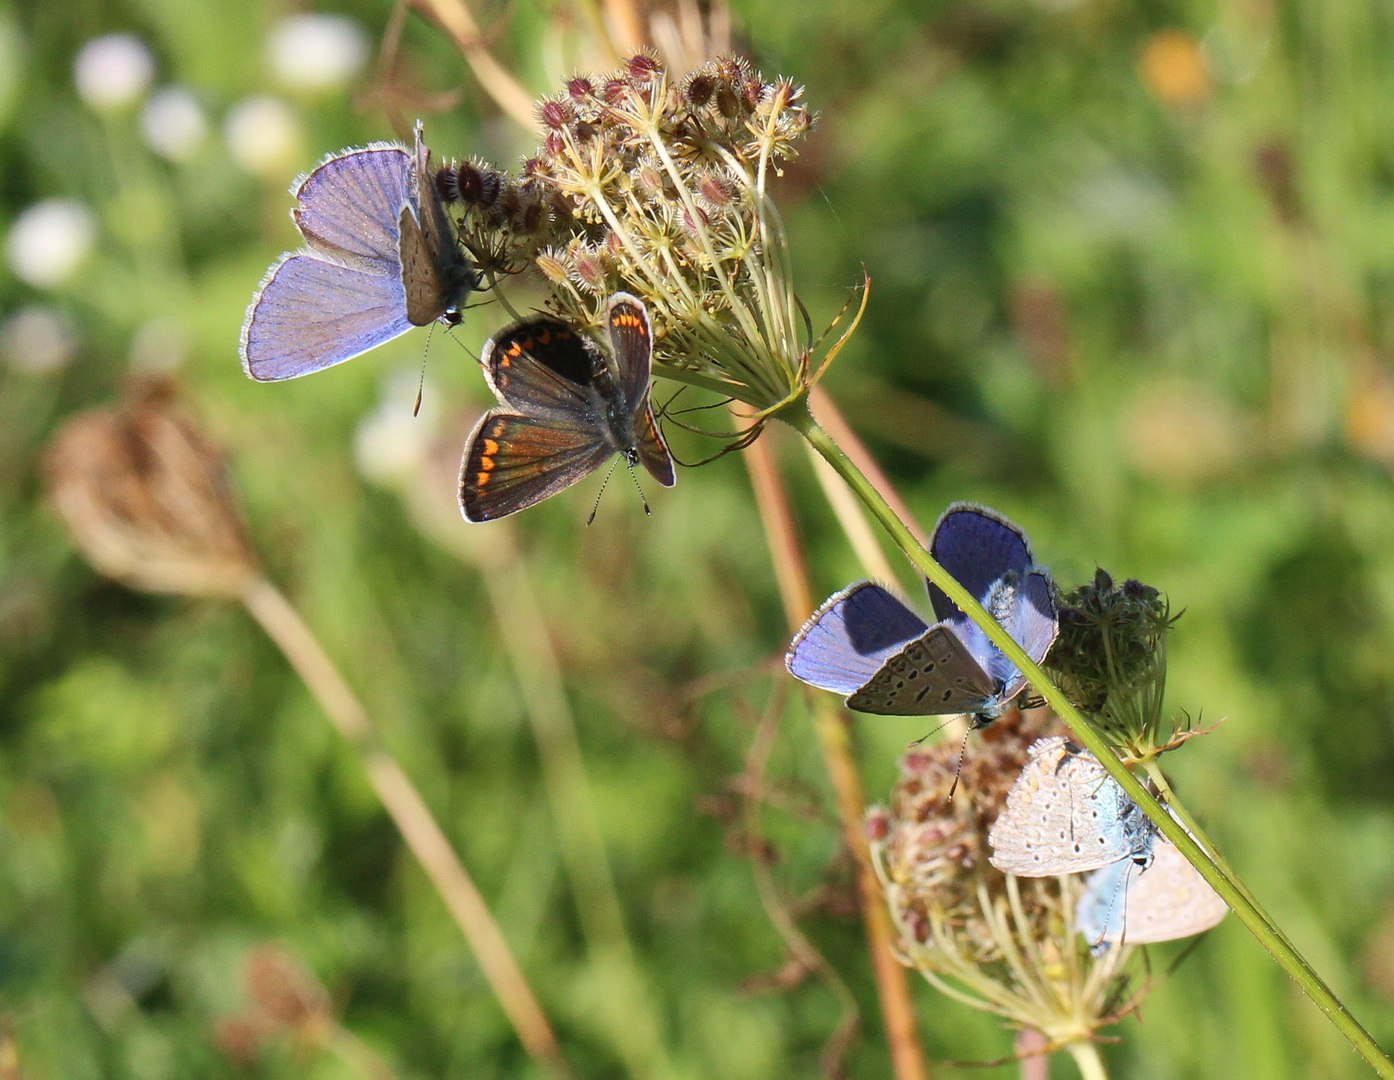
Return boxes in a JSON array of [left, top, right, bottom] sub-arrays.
[[475, 470, 491, 488], [481, 438, 499, 461]]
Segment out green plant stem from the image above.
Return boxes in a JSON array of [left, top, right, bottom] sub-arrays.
[[1064, 1041, 1109, 1080], [783, 401, 1394, 1078]]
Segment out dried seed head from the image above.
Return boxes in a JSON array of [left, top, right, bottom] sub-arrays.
[[535, 250, 568, 285], [244, 946, 331, 1033], [44, 379, 259, 598], [684, 72, 716, 108], [872, 710, 1136, 1045], [566, 76, 594, 101]]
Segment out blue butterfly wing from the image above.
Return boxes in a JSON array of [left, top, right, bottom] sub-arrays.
[[241, 252, 412, 381], [927, 503, 1035, 624], [984, 569, 1059, 702], [292, 145, 412, 272], [787, 582, 929, 695]]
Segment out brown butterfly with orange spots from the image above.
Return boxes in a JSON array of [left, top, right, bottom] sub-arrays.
[[458, 293, 676, 521]]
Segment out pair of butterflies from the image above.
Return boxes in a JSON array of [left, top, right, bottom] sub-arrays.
[[786, 503, 1058, 723], [989, 736, 1228, 947], [240, 122, 674, 521]]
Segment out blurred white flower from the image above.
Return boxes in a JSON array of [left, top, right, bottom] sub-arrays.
[[223, 95, 303, 179], [267, 14, 369, 94], [0, 306, 79, 374], [129, 317, 190, 372], [73, 33, 154, 111], [6, 199, 97, 288], [141, 86, 207, 162], [355, 370, 441, 488]]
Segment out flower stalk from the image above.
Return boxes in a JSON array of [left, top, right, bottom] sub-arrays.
[[784, 400, 1394, 1079]]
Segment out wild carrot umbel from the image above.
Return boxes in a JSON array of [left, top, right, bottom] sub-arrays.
[[441, 54, 857, 420], [871, 711, 1132, 1068]]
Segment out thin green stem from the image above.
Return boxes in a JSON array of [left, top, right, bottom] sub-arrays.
[[1064, 1041, 1109, 1080], [783, 402, 1394, 1079]]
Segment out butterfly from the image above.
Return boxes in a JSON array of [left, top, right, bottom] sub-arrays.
[[241, 120, 476, 382], [1076, 828, 1228, 948], [987, 737, 1226, 948], [458, 293, 676, 522], [988, 735, 1157, 876], [785, 503, 1058, 721]]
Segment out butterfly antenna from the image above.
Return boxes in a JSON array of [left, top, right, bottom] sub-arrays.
[[587, 458, 621, 526], [626, 459, 652, 516], [414, 325, 435, 417], [946, 728, 972, 800], [1090, 864, 1135, 954], [907, 714, 958, 749]]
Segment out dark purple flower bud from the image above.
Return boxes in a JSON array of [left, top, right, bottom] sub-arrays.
[[435, 165, 460, 203], [603, 78, 628, 104], [625, 53, 662, 83], [539, 98, 572, 130], [566, 76, 594, 100], [685, 73, 715, 108]]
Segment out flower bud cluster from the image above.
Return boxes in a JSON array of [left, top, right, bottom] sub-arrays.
[[1048, 569, 1180, 756], [466, 54, 828, 415]]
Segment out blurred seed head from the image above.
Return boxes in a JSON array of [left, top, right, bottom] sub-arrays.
[[44, 379, 259, 598], [224, 95, 303, 179], [266, 14, 369, 94], [5, 198, 96, 289], [243, 945, 332, 1034], [871, 710, 1133, 1047], [140, 85, 208, 163], [73, 33, 154, 111]]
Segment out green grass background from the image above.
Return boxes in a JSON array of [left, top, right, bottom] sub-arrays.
[[2, 0, 1393, 1076]]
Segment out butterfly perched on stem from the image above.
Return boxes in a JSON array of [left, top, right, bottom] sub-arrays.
[[241, 120, 476, 381], [458, 293, 675, 522], [786, 503, 1058, 724]]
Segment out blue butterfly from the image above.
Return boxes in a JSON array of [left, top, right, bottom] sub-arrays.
[[241, 120, 476, 381], [786, 503, 1058, 722], [988, 736, 1228, 948], [988, 736, 1156, 876]]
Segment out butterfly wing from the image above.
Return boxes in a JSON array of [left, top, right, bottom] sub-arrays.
[[291, 145, 412, 271], [241, 252, 413, 381], [1077, 833, 1227, 947], [787, 582, 929, 696], [988, 737, 1153, 876], [459, 411, 612, 522], [399, 121, 476, 326], [977, 568, 1060, 705], [847, 624, 998, 715], [927, 503, 1036, 624], [481, 317, 604, 418], [604, 293, 676, 487]]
